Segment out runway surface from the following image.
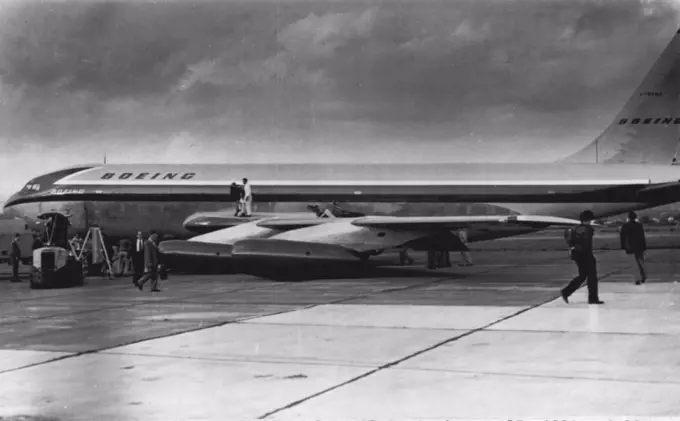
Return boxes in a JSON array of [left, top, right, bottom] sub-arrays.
[[1, 249, 679, 419]]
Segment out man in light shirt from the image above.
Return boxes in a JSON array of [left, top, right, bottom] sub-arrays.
[[131, 231, 145, 285], [457, 229, 473, 266], [242, 178, 252, 217]]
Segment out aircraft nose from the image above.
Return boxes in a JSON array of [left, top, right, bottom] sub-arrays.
[[4, 181, 46, 208], [3, 165, 96, 208], [4, 190, 26, 209]]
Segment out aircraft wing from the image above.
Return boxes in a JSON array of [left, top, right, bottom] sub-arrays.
[[159, 214, 583, 263], [252, 214, 583, 231]]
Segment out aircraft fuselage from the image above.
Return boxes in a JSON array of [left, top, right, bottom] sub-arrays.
[[4, 162, 680, 244], [6, 162, 680, 208]]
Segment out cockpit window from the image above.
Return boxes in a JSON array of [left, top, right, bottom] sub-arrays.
[[24, 183, 40, 191]]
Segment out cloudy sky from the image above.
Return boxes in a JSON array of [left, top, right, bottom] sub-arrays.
[[1, 0, 680, 197]]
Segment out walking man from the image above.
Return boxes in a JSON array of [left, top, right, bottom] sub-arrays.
[[134, 231, 160, 292], [620, 211, 647, 285], [9, 233, 22, 283], [131, 231, 145, 286], [230, 182, 244, 216], [242, 178, 252, 217], [457, 229, 473, 266], [561, 210, 604, 305]]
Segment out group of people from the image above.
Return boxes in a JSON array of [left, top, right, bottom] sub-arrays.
[[561, 210, 648, 305], [66, 230, 163, 291], [424, 230, 474, 268], [230, 178, 253, 217]]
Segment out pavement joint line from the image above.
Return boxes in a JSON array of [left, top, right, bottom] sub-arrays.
[[481, 328, 677, 336], [0, 285, 125, 303], [0, 352, 80, 375], [235, 320, 489, 331], [0, 278, 282, 304], [256, 258, 638, 420], [0, 265, 492, 376], [0, 252, 630, 379], [1, 264, 515, 326], [0, 256, 562, 377], [0, 303, 315, 376], [390, 366, 680, 385], [257, 295, 557, 419], [98, 350, 383, 369], [0, 281, 301, 326]]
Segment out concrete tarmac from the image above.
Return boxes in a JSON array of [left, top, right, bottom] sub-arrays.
[[0, 249, 679, 419]]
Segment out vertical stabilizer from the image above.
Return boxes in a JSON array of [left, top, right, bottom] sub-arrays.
[[562, 28, 680, 164]]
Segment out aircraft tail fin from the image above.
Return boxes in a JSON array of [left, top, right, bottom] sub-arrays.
[[562, 28, 680, 165]]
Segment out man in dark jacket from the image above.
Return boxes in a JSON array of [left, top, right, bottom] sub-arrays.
[[561, 210, 604, 305], [9, 233, 22, 283], [230, 182, 244, 216], [135, 231, 160, 292], [620, 211, 647, 285]]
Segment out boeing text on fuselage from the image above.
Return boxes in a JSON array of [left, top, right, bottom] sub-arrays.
[[100, 172, 196, 181]]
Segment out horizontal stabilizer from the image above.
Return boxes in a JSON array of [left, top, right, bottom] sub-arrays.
[[231, 238, 358, 262], [159, 240, 233, 259]]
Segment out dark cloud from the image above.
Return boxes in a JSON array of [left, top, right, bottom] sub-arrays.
[[306, 0, 679, 122], [0, 2, 262, 97], [1, 0, 678, 131], [0, 0, 679, 193]]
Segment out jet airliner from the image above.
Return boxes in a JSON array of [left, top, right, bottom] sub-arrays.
[[6, 27, 680, 269]]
